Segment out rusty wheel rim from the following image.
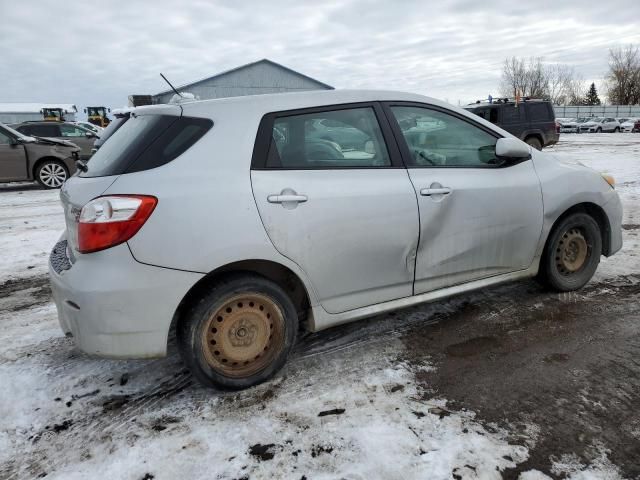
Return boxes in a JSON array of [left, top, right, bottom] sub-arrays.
[[202, 293, 285, 378], [556, 228, 589, 275]]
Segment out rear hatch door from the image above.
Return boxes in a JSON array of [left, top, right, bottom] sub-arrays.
[[59, 104, 182, 260]]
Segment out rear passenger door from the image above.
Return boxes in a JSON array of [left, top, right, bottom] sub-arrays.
[[499, 104, 528, 140], [250, 103, 420, 314]]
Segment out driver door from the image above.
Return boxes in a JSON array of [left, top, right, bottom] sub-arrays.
[[385, 103, 544, 294]]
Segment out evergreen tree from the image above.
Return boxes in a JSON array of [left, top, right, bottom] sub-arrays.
[[585, 83, 601, 105]]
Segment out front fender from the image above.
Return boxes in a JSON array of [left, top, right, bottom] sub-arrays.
[[532, 150, 622, 257]]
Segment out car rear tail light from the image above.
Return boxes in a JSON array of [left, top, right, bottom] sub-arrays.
[[77, 195, 157, 253]]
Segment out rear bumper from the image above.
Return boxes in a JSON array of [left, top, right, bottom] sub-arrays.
[[49, 239, 203, 358]]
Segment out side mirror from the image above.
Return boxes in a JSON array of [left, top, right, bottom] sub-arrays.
[[496, 138, 531, 160], [85, 131, 96, 138]]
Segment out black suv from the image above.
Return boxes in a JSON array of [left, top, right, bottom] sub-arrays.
[[464, 98, 559, 150]]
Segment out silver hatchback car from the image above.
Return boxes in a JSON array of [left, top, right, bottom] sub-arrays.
[[49, 90, 623, 389]]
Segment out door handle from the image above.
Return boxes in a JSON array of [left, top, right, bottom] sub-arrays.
[[420, 187, 452, 196], [267, 194, 308, 204]]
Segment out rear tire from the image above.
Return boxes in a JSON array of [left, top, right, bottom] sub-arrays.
[[525, 137, 542, 150], [177, 274, 298, 390], [35, 160, 68, 189], [538, 213, 602, 292]]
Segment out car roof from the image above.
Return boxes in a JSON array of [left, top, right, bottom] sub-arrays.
[[133, 89, 452, 119], [14, 120, 75, 125]]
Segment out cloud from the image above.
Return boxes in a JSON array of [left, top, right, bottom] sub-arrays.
[[0, 0, 638, 110]]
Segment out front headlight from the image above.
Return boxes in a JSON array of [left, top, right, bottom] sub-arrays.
[[601, 173, 615, 189]]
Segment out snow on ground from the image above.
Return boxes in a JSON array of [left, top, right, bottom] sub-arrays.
[[547, 133, 640, 282], [0, 183, 63, 282], [0, 133, 639, 479]]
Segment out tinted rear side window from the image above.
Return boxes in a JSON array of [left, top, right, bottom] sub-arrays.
[[528, 103, 552, 121], [20, 124, 60, 137], [502, 105, 527, 124], [81, 114, 212, 177]]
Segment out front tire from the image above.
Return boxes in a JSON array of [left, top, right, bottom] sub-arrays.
[[538, 213, 602, 292], [36, 160, 68, 189], [614, 127, 620, 133], [596, 127, 602, 133], [177, 274, 298, 390]]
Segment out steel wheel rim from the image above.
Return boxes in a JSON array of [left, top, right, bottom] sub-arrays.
[[201, 293, 285, 378], [556, 227, 589, 276], [40, 163, 67, 187]]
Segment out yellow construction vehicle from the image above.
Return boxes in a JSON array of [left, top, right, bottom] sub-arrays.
[[41, 107, 65, 121], [84, 106, 111, 127]]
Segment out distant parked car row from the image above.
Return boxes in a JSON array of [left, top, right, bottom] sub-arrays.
[[556, 116, 640, 133]]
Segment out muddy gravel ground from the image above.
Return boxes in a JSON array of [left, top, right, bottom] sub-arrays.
[[402, 275, 640, 479], [1, 134, 640, 479]]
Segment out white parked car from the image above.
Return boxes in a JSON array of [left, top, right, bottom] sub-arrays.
[[578, 117, 621, 133], [620, 118, 639, 133], [558, 118, 578, 133], [73, 121, 103, 134], [49, 90, 623, 389]]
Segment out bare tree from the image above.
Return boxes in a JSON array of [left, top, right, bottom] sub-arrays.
[[545, 64, 585, 105], [565, 74, 587, 105], [500, 57, 527, 98], [606, 45, 640, 105], [500, 57, 586, 105], [500, 57, 548, 98]]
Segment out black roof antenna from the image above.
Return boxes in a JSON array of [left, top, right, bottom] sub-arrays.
[[160, 73, 183, 98]]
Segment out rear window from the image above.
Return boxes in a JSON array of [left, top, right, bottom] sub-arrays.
[[94, 115, 128, 148], [81, 114, 212, 177]]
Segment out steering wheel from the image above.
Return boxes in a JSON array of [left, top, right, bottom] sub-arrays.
[[415, 149, 437, 166]]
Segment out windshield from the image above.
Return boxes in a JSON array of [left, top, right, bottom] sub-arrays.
[[87, 107, 106, 116], [589, 117, 603, 122]]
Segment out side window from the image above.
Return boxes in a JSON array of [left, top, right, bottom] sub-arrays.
[[528, 103, 551, 121], [24, 124, 60, 137], [390, 106, 500, 167], [0, 130, 12, 144], [502, 105, 526, 124], [473, 107, 499, 124], [266, 107, 390, 168], [59, 124, 86, 137]]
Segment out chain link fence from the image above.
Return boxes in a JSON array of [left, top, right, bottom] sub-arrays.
[[553, 105, 640, 118]]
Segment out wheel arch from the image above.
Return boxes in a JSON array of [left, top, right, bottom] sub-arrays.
[[543, 202, 611, 257], [170, 259, 313, 344], [524, 132, 544, 147], [32, 156, 69, 178]]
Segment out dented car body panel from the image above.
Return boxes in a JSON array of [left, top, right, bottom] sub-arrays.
[[48, 90, 622, 359]]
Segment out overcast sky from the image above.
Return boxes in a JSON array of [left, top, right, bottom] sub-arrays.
[[1, 0, 639, 113]]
